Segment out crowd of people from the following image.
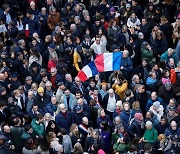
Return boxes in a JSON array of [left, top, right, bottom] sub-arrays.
[[0, 0, 180, 153]]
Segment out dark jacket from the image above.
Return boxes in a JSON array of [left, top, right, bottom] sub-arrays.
[[55, 111, 72, 132], [33, 93, 51, 112], [127, 119, 144, 138], [103, 94, 119, 110], [158, 85, 173, 105], [84, 136, 106, 153], [120, 110, 131, 129]]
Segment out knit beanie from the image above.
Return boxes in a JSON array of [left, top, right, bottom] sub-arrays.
[[134, 113, 143, 120]]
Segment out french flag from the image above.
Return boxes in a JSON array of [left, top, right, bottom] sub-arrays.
[[25, 24, 29, 37], [95, 52, 122, 72], [78, 61, 98, 82]]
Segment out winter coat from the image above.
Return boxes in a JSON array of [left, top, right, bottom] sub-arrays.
[[102, 94, 119, 110], [55, 111, 72, 132], [149, 105, 164, 121], [143, 127, 158, 143], [141, 46, 154, 63], [160, 50, 177, 64], [73, 48, 86, 72], [33, 93, 51, 112], [112, 80, 128, 99], [60, 93, 77, 111], [120, 110, 131, 129], [127, 119, 144, 138], [146, 97, 164, 111], [47, 12, 61, 31], [31, 119, 45, 137], [158, 85, 173, 105]]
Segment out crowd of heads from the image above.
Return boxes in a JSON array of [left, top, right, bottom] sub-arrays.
[[0, 0, 180, 154]]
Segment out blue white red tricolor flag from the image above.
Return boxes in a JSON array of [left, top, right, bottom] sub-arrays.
[[78, 52, 122, 82]]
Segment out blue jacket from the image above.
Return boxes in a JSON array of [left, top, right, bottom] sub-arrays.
[[120, 110, 131, 129], [55, 111, 72, 132], [146, 77, 157, 85], [146, 97, 164, 111]]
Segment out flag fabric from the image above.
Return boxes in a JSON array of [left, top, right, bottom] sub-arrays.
[[78, 52, 122, 82], [25, 24, 29, 37], [95, 52, 122, 72], [78, 61, 98, 82]]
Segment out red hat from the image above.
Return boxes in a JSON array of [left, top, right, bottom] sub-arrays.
[[134, 113, 143, 120]]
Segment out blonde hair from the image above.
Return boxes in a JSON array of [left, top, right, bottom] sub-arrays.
[[132, 101, 140, 110]]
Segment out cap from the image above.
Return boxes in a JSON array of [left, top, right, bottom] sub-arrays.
[[0, 87, 6, 93], [76, 45, 82, 52], [126, 3, 131, 8], [145, 121, 152, 127], [110, 7, 116, 13], [38, 87, 44, 93], [153, 101, 160, 109], [26, 76, 32, 81], [169, 106, 176, 111], [10, 72, 18, 78], [165, 82, 172, 90], [116, 100, 122, 107], [75, 105, 83, 111], [48, 44, 56, 49], [134, 113, 143, 120], [57, 82, 64, 86]]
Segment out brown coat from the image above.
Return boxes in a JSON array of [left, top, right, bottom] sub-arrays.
[[47, 12, 61, 30]]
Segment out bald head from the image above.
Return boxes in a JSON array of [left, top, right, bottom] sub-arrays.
[[0, 73, 5, 81], [82, 117, 88, 125]]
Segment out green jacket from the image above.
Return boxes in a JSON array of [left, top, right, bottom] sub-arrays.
[[141, 47, 154, 63], [143, 127, 158, 143], [160, 51, 177, 64], [31, 119, 45, 137]]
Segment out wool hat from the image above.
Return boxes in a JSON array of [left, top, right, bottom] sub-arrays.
[[134, 113, 143, 120], [153, 101, 160, 108], [110, 7, 116, 13], [38, 87, 44, 93], [0, 87, 6, 94], [145, 121, 152, 127]]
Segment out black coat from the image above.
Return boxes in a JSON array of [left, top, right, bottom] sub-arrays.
[[84, 136, 106, 152], [158, 85, 173, 105], [33, 93, 51, 112], [103, 94, 119, 110], [127, 119, 144, 139]]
